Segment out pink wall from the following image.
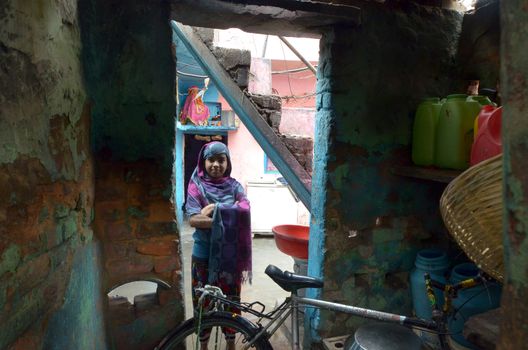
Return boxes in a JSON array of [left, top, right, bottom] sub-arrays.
[[280, 108, 315, 137], [228, 123, 277, 189], [248, 58, 272, 95], [271, 60, 317, 109]]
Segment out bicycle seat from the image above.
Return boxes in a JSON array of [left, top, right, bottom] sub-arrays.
[[265, 265, 323, 293]]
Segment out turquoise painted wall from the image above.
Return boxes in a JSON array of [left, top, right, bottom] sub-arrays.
[[43, 243, 107, 349], [80, 0, 176, 168], [79, 2, 183, 349], [307, 3, 464, 342]]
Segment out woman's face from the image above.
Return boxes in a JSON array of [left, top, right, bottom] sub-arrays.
[[204, 153, 228, 178]]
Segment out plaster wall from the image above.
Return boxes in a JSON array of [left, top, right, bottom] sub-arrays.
[[498, 0, 528, 347], [307, 3, 464, 342], [79, 0, 183, 348], [0, 0, 106, 348], [280, 108, 315, 137]]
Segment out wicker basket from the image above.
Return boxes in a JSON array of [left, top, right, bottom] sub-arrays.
[[439, 154, 503, 282]]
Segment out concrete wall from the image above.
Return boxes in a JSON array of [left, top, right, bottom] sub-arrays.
[[307, 3, 463, 342], [456, 1, 500, 95], [79, 0, 183, 348], [0, 0, 106, 348]]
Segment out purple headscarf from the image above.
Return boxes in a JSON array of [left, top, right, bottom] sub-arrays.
[[186, 142, 252, 285]]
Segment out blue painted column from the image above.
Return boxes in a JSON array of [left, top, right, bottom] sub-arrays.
[[174, 128, 185, 230]]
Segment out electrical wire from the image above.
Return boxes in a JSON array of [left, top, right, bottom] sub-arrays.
[[280, 92, 317, 100], [272, 65, 319, 75], [279, 40, 296, 98]]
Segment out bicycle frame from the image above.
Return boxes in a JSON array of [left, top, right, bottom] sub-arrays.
[[195, 273, 486, 350], [245, 293, 440, 350]]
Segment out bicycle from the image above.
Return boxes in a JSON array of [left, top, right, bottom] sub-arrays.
[[155, 264, 487, 350]]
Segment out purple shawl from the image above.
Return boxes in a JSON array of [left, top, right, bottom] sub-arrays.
[[186, 142, 252, 285]]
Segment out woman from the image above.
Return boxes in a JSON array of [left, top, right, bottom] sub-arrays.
[[185, 141, 252, 349]]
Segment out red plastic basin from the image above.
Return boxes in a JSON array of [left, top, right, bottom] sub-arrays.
[[272, 224, 309, 260]]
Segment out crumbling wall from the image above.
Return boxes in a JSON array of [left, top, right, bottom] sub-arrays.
[[248, 93, 282, 133], [307, 3, 463, 342], [281, 135, 313, 175], [213, 46, 251, 90], [79, 0, 182, 349], [0, 0, 106, 349]]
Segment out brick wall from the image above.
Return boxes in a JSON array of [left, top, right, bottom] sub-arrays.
[[0, 0, 107, 347], [281, 135, 313, 175], [95, 159, 182, 350]]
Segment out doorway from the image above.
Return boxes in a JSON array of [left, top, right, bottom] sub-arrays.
[[182, 134, 227, 212]]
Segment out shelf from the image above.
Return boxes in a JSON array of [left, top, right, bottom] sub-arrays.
[[393, 165, 462, 183], [176, 121, 237, 134]]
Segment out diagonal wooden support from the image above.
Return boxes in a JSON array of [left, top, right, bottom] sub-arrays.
[[171, 21, 312, 211]]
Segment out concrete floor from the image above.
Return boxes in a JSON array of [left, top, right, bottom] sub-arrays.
[[180, 221, 296, 348]]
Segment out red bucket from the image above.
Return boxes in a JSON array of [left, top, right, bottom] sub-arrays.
[[272, 225, 309, 260]]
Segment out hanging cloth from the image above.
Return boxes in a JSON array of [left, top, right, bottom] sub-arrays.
[[180, 86, 210, 125]]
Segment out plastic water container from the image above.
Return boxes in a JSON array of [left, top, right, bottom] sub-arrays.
[[470, 106, 502, 166], [412, 97, 443, 166], [466, 95, 494, 108], [410, 249, 450, 319], [435, 94, 480, 170], [473, 104, 496, 139], [448, 263, 502, 349]]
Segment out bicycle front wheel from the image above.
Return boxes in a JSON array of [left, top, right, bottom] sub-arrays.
[[156, 312, 273, 350]]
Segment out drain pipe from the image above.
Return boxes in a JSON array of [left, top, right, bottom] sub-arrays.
[[278, 36, 317, 76]]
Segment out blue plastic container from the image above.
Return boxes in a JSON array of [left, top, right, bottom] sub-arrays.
[[410, 249, 450, 320], [448, 263, 502, 349]]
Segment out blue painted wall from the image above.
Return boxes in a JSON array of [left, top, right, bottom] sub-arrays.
[[306, 3, 464, 343], [43, 243, 107, 350]]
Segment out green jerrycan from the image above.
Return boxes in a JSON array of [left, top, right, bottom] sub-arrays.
[[412, 98, 443, 166], [435, 94, 477, 170]]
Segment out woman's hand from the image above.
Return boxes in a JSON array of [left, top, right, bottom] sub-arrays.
[[201, 203, 215, 217], [189, 214, 213, 229]]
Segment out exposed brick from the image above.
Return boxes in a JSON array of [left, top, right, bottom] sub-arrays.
[[95, 200, 127, 222], [137, 222, 177, 238], [106, 222, 132, 241], [106, 256, 154, 275], [126, 184, 145, 206], [104, 242, 131, 261], [147, 200, 175, 223], [95, 183, 126, 202], [15, 253, 51, 296], [153, 256, 179, 273], [136, 240, 175, 256]]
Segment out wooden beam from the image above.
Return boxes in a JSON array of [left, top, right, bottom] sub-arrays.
[[171, 21, 312, 210]]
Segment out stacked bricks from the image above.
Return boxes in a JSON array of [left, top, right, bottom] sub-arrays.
[[212, 46, 251, 90], [247, 93, 283, 133], [94, 159, 183, 350], [281, 134, 314, 175]]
